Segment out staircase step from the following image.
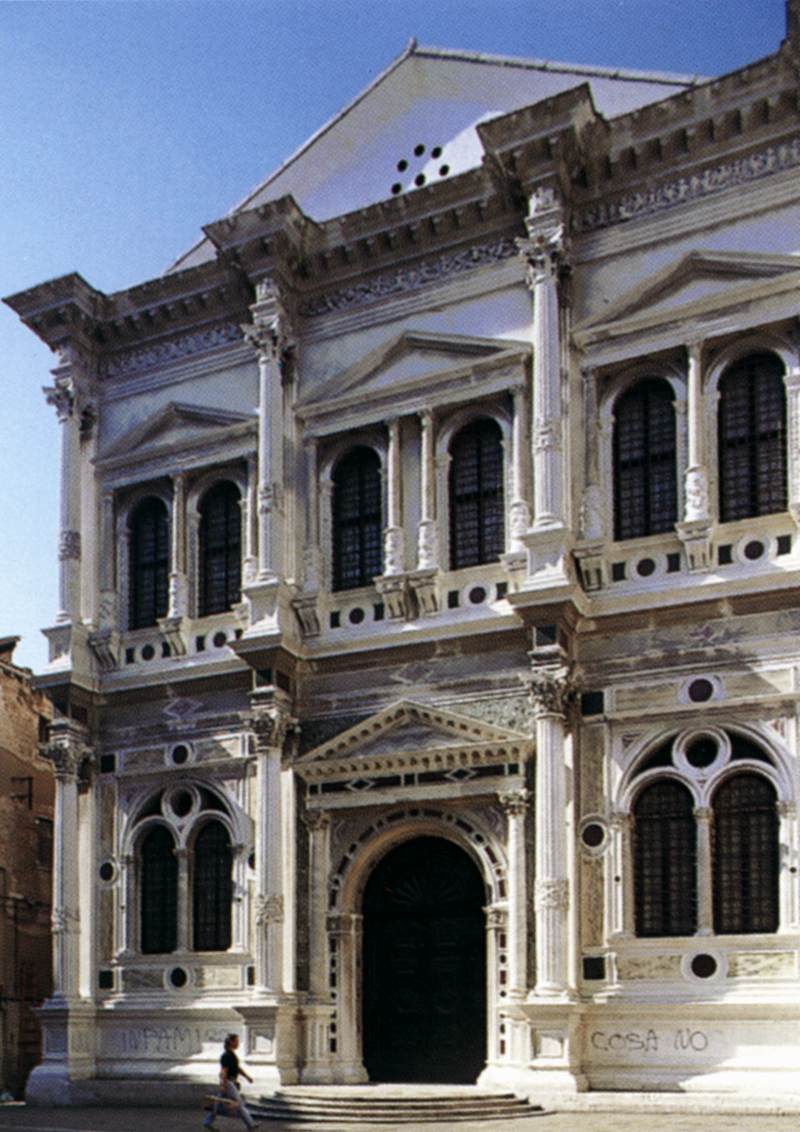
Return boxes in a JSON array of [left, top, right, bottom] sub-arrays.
[[251, 1088, 539, 1124]]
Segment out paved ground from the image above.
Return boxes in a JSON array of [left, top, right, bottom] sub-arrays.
[[2, 1107, 800, 1132]]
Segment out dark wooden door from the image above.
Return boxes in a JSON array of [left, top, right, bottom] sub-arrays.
[[362, 836, 487, 1083]]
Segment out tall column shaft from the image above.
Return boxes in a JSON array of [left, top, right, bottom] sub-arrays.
[[499, 790, 530, 997], [252, 706, 291, 995], [303, 438, 323, 590], [416, 410, 438, 570], [509, 386, 532, 550], [306, 812, 332, 1000], [383, 418, 404, 575], [168, 472, 188, 617], [695, 808, 713, 935], [684, 341, 709, 521], [47, 381, 82, 623]]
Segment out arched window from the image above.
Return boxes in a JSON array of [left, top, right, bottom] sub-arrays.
[[199, 482, 242, 616], [718, 352, 787, 522], [129, 497, 169, 629], [192, 820, 233, 951], [712, 773, 778, 934], [633, 780, 697, 937], [140, 826, 178, 954], [613, 379, 677, 541], [332, 447, 383, 590], [449, 418, 504, 569]]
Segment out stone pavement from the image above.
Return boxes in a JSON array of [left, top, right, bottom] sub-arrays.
[[1, 1106, 800, 1132]]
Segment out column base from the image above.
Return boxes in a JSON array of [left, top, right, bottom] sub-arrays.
[[480, 998, 586, 1098], [26, 999, 98, 1105], [237, 1001, 302, 1087], [300, 1004, 337, 1084], [520, 525, 575, 591]]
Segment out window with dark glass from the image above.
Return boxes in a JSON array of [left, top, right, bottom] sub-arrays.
[[129, 497, 169, 629], [613, 379, 677, 541], [140, 826, 178, 954], [712, 772, 778, 934], [718, 353, 787, 522], [192, 820, 233, 951], [199, 482, 242, 616], [449, 418, 504, 569], [633, 779, 697, 937], [332, 447, 383, 590]]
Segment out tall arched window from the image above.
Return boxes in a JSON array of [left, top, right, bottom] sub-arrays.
[[613, 379, 677, 541], [140, 826, 178, 954], [199, 482, 242, 616], [718, 352, 787, 522], [332, 447, 383, 590], [712, 772, 778, 934], [193, 820, 233, 951], [449, 418, 504, 569], [129, 497, 169, 629], [633, 780, 697, 937]]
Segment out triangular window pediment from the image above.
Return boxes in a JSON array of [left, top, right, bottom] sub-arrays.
[[297, 699, 531, 782], [98, 401, 254, 464]]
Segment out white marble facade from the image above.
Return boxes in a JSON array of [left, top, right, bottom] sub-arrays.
[[8, 11, 800, 1103]]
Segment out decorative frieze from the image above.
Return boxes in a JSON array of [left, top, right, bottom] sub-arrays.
[[103, 322, 243, 378], [298, 237, 518, 317], [575, 137, 800, 233]]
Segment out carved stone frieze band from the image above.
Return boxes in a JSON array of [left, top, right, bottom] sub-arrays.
[[103, 322, 243, 379], [298, 237, 518, 317]]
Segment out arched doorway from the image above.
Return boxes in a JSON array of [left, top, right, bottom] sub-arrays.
[[362, 836, 487, 1083]]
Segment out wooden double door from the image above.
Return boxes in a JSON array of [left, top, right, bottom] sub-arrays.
[[362, 836, 487, 1083]]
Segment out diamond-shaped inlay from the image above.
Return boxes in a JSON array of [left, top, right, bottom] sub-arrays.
[[444, 767, 477, 782], [346, 778, 375, 793]]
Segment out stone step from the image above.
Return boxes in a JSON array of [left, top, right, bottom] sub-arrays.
[[251, 1088, 538, 1124]]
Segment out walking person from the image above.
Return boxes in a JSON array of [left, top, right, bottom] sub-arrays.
[[203, 1033, 259, 1130]]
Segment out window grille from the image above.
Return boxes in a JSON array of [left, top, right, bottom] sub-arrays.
[[718, 353, 786, 522], [449, 418, 504, 569], [613, 380, 677, 541], [199, 482, 242, 615], [712, 772, 778, 934], [633, 779, 697, 937], [192, 820, 233, 951], [140, 826, 178, 954], [129, 497, 169, 629], [332, 447, 383, 590]]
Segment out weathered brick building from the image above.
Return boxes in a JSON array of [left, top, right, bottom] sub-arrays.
[[0, 637, 53, 1097]]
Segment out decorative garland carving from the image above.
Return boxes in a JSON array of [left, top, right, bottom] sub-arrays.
[[534, 878, 569, 911], [298, 237, 518, 317], [103, 322, 244, 379], [255, 894, 284, 925], [575, 137, 800, 233]]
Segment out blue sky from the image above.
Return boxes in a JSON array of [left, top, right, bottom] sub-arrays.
[[0, 0, 788, 670]]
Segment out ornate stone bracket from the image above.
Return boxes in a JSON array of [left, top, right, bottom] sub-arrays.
[[676, 518, 713, 573], [88, 628, 119, 672], [292, 592, 321, 637], [158, 614, 187, 657], [374, 574, 409, 620], [407, 569, 439, 616]]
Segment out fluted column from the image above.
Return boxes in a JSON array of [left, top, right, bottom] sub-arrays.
[[498, 789, 530, 998], [684, 342, 709, 522], [529, 665, 573, 997], [45, 376, 83, 624], [175, 848, 190, 952], [609, 811, 633, 939], [306, 811, 332, 1000], [518, 189, 568, 531], [302, 437, 323, 590], [579, 367, 604, 540], [167, 472, 188, 618], [383, 417, 404, 575], [43, 723, 89, 1001], [785, 368, 800, 529], [694, 807, 713, 935], [251, 701, 294, 994], [98, 489, 117, 629], [416, 409, 438, 570], [508, 386, 531, 552]]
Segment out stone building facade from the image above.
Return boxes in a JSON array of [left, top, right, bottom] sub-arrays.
[[0, 637, 53, 1097], [7, 5, 800, 1103]]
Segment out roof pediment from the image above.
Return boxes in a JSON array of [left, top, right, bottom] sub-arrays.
[[298, 331, 528, 415], [297, 699, 531, 782], [577, 250, 800, 341], [98, 401, 254, 465]]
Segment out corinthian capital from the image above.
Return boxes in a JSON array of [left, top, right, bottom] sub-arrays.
[[525, 664, 577, 717], [43, 380, 76, 422], [498, 788, 531, 817], [250, 706, 296, 753]]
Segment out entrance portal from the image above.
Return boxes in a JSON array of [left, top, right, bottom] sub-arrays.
[[362, 836, 487, 1083]]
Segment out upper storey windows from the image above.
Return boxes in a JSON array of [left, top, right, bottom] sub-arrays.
[[199, 481, 242, 616], [449, 418, 505, 569], [332, 447, 383, 591], [129, 497, 169, 630], [613, 379, 677, 541], [718, 352, 787, 523]]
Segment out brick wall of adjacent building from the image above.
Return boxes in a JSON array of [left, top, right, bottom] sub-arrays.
[[0, 637, 53, 1097]]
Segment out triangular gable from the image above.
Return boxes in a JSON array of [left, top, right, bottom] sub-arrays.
[[298, 699, 531, 777], [99, 401, 254, 463], [170, 44, 697, 272], [298, 331, 528, 412], [578, 250, 800, 333]]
